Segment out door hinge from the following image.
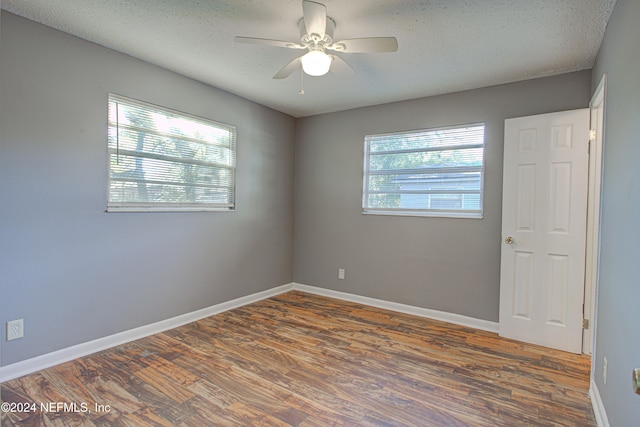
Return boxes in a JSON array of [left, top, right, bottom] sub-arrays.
[[583, 319, 590, 329], [589, 129, 597, 141]]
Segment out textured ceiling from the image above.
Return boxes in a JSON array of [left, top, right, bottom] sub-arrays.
[[2, 0, 616, 117]]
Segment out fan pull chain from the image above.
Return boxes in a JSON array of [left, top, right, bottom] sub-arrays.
[[299, 66, 305, 95]]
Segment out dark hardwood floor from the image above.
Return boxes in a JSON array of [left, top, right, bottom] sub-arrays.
[[1, 291, 596, 426]]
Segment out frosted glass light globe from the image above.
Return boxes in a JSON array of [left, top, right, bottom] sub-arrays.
[[301, 51, 332, 76]]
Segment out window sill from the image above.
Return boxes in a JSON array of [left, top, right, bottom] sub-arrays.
[[362, 209, 483, 219], [106, 206, 235, 213]]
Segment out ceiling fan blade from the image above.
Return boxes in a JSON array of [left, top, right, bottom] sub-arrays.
[[329, 55, 355, 77], [302, 0, 326, 38], [329, 37, 398, 53], [273, 57, 302, 79], [234, 36, 303, 49]]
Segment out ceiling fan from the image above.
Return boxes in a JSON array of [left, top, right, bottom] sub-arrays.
[[234, 0, 398, 79]]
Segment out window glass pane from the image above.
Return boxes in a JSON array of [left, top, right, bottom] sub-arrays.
[[369, 147, 483, 171], [107, 94, 236, 211], [368, 171, 482, 192], [363, 123, 485, 218], [368, 126, 484, 152]]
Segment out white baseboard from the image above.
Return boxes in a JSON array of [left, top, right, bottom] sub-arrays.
[[292, 283, 499, 333], [589, 380, 610, 427], [0, 283, 294, 383], [1, 282, 499, 383]]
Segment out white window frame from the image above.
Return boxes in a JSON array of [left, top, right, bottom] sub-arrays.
[[107, 94, 236, 212], [362, 123, 485, 219]]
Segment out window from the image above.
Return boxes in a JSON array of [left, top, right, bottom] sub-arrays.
[[363, 123, 485, 218], [107, 94, 236, 212]]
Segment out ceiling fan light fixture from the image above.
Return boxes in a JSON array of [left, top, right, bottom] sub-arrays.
[[235, 1, 398, 81], [301, 50, 332, 76]]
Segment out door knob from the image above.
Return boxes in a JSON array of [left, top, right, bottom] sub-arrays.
[[505, 236, 514, 244], [634, 368, 640, 395]]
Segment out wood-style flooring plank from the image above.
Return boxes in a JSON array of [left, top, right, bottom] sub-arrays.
[[1, 291, 596, 426]]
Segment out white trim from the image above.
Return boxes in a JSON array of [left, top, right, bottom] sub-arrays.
[[584, 74, 607, 357], [292, 283, 499, 333], [590, 380, 610, 427], [0, 283, 293, 383]]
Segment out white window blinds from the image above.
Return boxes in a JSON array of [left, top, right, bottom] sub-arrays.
[[363, 123, 485, 218], [107, 94, 236, 211]]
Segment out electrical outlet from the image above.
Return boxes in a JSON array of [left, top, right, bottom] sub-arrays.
[[7, 319, 24, 341], [603, 357, 608, 385], [338, 268, 345, 280]]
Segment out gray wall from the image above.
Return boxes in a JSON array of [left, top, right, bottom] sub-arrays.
[[294, 72, 591, 322], [591, 0, 640, 425], [0, 12, 295, 366]]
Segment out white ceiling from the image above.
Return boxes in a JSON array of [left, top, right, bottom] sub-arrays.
[[2, 0, 616, 118]]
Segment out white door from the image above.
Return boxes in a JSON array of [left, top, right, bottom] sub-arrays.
[[500, 109, 589, 354]]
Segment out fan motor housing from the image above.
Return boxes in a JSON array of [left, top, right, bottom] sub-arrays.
[[299, 17, 335, 47]]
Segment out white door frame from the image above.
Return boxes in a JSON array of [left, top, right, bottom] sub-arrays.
[[583, 74, 607, 355]]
